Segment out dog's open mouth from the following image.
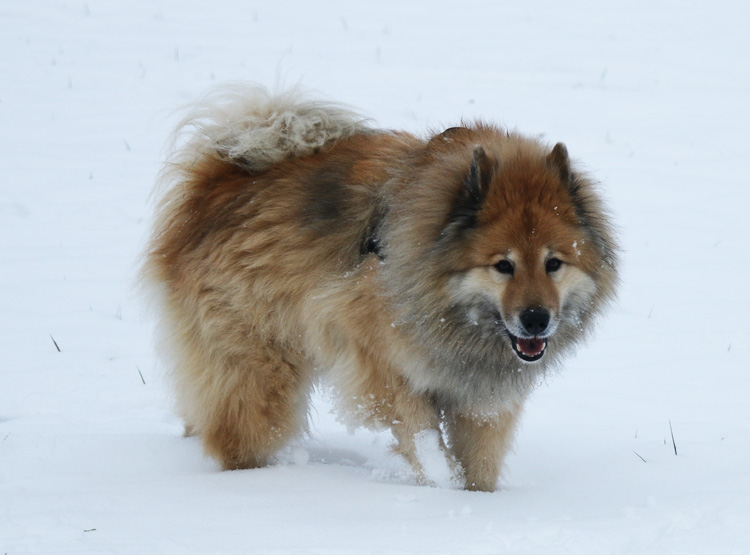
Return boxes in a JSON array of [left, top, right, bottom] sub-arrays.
[[509, 334, 548, 362]]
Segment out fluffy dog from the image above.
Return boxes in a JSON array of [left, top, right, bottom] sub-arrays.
[[143, 84, 618, 491]]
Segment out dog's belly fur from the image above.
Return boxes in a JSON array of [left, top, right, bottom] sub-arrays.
[[143, 85, 618, 491]]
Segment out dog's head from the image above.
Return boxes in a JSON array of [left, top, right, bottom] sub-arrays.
[[449, 137, 615, 365], [384, 126, 618, 382]]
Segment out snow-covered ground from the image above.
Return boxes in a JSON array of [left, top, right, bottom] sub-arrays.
[[2, 1, 749, 553]]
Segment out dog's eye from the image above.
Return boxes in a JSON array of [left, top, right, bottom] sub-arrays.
[[494, 260, 514, 275], [546, 258, 563, 273]]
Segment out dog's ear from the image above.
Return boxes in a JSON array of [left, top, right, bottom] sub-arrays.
[[445, 145, 495, 235], [440, 126, 472, 141], [427, 126, 472, 147], [547, 142, 571, 183]]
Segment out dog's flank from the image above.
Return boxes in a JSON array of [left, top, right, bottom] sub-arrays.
[[143, 83, 619, 491]]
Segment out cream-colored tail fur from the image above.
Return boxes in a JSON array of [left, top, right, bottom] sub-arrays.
[[168, 82, 371, 173]]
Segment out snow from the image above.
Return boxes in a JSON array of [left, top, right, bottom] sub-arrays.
[[1, 0, 749, 553]]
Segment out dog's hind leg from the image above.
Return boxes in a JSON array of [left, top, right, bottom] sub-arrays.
[[181, 338, 312, 471], [369, 385, 453, 485], [445, 401, 524, 492], [332, 352, 453, 484]]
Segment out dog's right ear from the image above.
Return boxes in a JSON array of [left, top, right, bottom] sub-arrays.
[[445, 145, 495, 236]]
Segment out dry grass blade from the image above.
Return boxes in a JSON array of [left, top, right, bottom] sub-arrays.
[[669, 420, 678, 456]]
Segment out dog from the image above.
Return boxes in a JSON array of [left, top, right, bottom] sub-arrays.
[[142, 84, 618, 491]]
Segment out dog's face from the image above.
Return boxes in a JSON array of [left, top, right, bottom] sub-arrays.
[[455, 225, 597, 364], [441, 141, 601, 365]]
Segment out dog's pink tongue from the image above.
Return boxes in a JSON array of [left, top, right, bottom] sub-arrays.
[[518, 337, 544, 356]]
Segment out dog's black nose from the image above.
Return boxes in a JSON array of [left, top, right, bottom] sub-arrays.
[[520, 308, 550, 336]]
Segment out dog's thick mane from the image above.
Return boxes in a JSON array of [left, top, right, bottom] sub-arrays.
[[167, 83, 371, 173]]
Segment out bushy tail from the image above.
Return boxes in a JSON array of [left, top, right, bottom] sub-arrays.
[[167, 82, 371, 173]]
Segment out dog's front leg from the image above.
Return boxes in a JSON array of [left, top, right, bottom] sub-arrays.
[[445, 401, 525, 492]]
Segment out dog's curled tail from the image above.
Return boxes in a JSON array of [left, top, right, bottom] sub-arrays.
[[166, 82, 371, 173]]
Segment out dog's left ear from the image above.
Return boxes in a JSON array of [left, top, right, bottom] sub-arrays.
[[428, 126, 472, 147], [446, 145, 495, 235], [547, 142, 571, 183]]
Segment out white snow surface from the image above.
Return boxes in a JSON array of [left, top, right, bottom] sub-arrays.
[[2, 1, 749, 553]]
